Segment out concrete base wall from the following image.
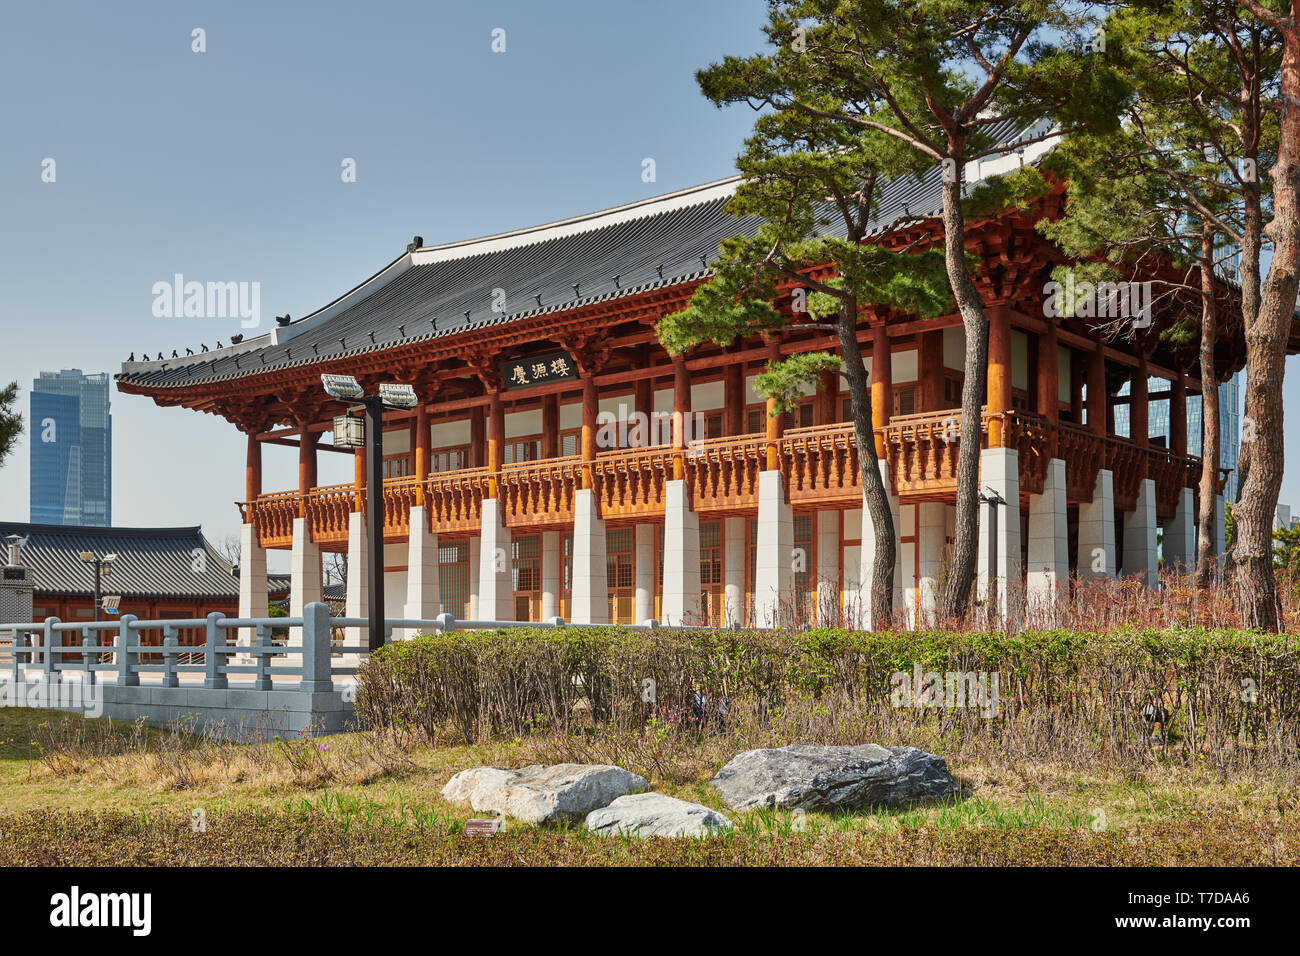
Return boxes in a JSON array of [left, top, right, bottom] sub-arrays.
[[7, 678, 354, 740]]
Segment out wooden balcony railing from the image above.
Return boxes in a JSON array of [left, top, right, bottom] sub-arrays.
[[242, 413, 1202, 546]]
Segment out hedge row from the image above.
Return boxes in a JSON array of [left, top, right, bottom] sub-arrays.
[[354, 627, 1300, 762]]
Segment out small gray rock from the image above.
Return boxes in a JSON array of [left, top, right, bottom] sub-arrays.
[[441, 763, 649, 825], [586, 793, 733, 838], [709, 743, 957, 812]]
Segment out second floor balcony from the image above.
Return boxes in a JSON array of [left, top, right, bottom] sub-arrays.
[[239, 410, 1203, 548]]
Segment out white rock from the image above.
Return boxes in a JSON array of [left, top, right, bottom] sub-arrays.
[[585, 792, 732, 838], [441, 763, 648, 825]]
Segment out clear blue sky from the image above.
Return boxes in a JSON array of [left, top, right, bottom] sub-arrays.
[[0, 0, 1295, 571]]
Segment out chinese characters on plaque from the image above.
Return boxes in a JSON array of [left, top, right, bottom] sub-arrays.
[[498, 350, 580, 390]]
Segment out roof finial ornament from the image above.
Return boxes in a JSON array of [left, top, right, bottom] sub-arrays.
[[186, 347, 194, 356], [535, 293, 543, 306], [128, 352, 134, 362], [407, 235, 423, 253], [656, 265, 664, 279], [613, 275, 620, 288]]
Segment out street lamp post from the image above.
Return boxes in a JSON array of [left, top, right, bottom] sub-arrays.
[[978, 487, 1005, 621], [321, 375, 418, 652], [78, 551, 117, 623]]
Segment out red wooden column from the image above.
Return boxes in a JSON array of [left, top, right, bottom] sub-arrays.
[[815, 368, 838, 425], [920, 329, 944, 412], [470, 405, 486, 468], [672, 355, 691, 479], [244, 433, 261, 521], [1171, 371, 1188, 457], [1070, 351, 1084, 424], [581, 375, 598, 487], [1037, 320, 1060, 458], [723, 363, 744, 435], [986, 305, 1012, 447], [298, 424, 316, 518], [487, 390, 504, 496], [1087, 340, 1107, 437], [870, 323, 891, 456], [353, 444, 366, 511], [1131, 356, 1149, 448], [414, 402, 430, 504], [541, 393, 559, 458], [764, 339, 783, 470]]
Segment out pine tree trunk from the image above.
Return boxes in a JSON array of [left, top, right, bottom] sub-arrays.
[[1232, 17, 1300, 631], [938, 171, 990, 620], [1196, 225, 1221, 588], [839, 295, 895, 627]]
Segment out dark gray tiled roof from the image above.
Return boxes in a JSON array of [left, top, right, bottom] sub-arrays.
[[0, 522, 240, 600], [117, 121, 1043, 391]]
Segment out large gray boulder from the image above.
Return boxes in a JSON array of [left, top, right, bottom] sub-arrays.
[[585, 793, 732, 838], [441, 763, 648, 825], [709, 743, 958, 812]]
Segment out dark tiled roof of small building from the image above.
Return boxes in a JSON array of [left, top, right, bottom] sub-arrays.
[[0, 522, 240, 600], [116, 121, 1044, 391]]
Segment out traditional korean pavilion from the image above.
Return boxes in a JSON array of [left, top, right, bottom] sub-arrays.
[[116, 131, 1278, 630]]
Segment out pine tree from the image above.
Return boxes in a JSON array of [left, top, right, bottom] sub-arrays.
[[679, 0, 1123, 619]]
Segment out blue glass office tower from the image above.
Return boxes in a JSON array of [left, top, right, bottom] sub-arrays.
[[29, 370, 112, 525], [1114, 371, 1243, 503]]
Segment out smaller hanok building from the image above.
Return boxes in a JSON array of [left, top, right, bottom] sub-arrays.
[[115, 131, 1280, 631], [0, 522, 242, 647]]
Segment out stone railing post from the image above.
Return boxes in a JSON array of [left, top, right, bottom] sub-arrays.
[[82, 630, 96, 687], [205, 612, 228, 689], [42, 617, 60, 684], [9, 627, 23, 684], [254, 623, 273, 690], [117, 615, 139, 686], [299, 602, 334, 693], [161, 626, 179, 688]]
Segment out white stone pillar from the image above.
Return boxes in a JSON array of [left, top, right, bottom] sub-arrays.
[[289, 516, 323, 648], [858, 460, 902, 630], [477, 499, 513, 620], [1078, 469, 1116, 580], [570, 489, 608, 625], [723, 516, 746, 626], [633, 524, 655, 625], [237, 523, 267, 647], [467, 536, 481, 620], [661, 479, 700, 625], [815, 510, 840, 625], [1162, 486, 1195, 574], [1122, 477, 1158, 588], [915, 502, 946, 628], [754, 470, 793, 628], [404, 506, 440, 634], [344, 512, 368, 648], [1026, 457, 1069, 609], [976, 447, 1021, 618], [540, 530, 562, 621]]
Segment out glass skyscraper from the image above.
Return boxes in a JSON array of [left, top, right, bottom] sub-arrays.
[[29, 369, 112, 526], [1114, 370, 1243, 503]]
